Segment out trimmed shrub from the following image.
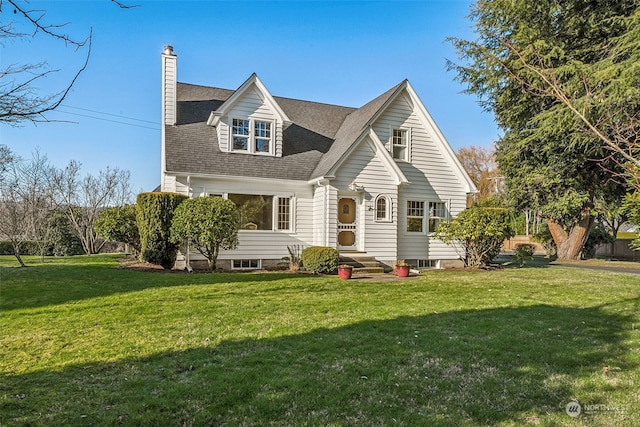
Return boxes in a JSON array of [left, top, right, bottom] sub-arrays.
[[136, 192, 188, 269], [300, 246, 339, 274], [170, 197, 239, 271]]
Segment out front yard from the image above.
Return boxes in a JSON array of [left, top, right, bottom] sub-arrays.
[[1, 255, 638, 426]]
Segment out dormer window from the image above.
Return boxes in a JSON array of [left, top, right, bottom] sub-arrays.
[[232, 119, 250, 150], [231, 118, 273, 154], [254, 121, 271, 153], [391, 128, 410, 161]]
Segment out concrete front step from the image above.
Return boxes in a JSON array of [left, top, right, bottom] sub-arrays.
[[352, 267, 385, 275], [339, 254, 391, 273]]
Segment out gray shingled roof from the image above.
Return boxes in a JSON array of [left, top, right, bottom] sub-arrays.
[[311, 81, 405, 178], [165, 81, 400, 181]]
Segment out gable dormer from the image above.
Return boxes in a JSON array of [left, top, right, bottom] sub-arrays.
[[207, 74, 291, 157], [368, 80, 476, 193]]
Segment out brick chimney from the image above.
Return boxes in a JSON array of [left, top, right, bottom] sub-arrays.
[[161, 45, 177, 126]]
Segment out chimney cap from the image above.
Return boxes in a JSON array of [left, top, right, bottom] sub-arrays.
[[163, 45, 174, 55]]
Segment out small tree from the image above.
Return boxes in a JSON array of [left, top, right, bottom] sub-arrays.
[[94, 204, 140, 255], [434, 207, 514, 268], [170, 197, 239, 271], [136, 192, 187, 269], [0, 148, 54, 266]]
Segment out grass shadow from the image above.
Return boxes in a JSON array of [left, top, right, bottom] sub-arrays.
[[2, 303, 636, 426], [0, 255, 323, 311]]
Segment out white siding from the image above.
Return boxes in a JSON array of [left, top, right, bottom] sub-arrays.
[[162, 174, 177, 193], [372, 92, 467, 261], [312, 184, 327, 246], [176, 176, 314, 261], [333, 139, 399, 263], [221, 85, 284, 157], [173, 176, 190, 195]]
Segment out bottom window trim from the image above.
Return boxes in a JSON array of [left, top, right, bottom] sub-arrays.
[[232, 259, 261, 270]]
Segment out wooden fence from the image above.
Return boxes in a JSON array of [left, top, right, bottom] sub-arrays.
[[595, 239, 640, 260]]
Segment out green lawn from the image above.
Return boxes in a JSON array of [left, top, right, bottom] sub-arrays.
[[1, 255, 639, 426]]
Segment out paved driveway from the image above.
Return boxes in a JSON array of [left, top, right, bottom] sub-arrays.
[[551, 261, 640, 275]]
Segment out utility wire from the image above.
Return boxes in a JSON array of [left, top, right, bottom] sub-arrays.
[[63, 105, 159, 125], [57, 109, 160, 131]]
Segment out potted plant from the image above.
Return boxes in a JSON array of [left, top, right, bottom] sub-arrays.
[[337, 264, 353, 280], [394, 260, 410, 277]]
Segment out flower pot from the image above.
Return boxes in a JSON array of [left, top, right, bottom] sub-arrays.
[[395, 265, 410, 277], [337, 265, 353, 280]]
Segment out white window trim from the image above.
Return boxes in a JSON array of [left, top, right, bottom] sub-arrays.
[[274, 196, 295, 232], [406, 199, 426, 234], [232, 259, 261, 270], [428, 201, 448, 234], [374, 194, 392, 223], [405, 199, 448, 235], [225, 193, 295, 233], [390, 127, 411, 162], [417, 259, 440, 269], [230, 118, 275, 156]]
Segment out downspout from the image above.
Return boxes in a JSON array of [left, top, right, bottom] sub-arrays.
[[185, 174, 192, 272]]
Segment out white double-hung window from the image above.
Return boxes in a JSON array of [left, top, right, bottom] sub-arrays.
[[428, 201, 447, 232], [406, 200, 447, 233], [406, 200, 425, 233], [254, 121, 272, 153], [391, 128, 410, 161], [231, 118, 273, 154]]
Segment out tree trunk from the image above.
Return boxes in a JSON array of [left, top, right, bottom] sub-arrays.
[[12, 243, 26, 267], [547, 210, 594, 260]]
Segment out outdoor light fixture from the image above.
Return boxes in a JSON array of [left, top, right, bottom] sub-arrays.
[[349, 181, 364, 192]]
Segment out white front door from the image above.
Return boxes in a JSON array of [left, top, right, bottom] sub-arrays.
[[337, 197, 357, 250]]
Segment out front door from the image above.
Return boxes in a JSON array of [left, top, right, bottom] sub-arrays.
[[337, 197, 357, 250]]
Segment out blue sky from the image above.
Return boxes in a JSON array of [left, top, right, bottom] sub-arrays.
[[1, 0, 499, 192]]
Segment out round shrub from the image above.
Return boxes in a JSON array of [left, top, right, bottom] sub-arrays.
[[300, 246, 339, 274]]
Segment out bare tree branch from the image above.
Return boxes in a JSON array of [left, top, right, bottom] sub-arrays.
[[0, 0, 131, 124], [5, 0, 89, 48], [111, 0, 140, 9]]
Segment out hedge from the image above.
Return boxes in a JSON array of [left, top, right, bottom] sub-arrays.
[[136, 192, 188, 269], [300, 246, 339, 274], [0, 241, 44, 256]]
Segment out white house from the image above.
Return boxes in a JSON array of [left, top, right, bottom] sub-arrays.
[[160, 46, 476, 271]]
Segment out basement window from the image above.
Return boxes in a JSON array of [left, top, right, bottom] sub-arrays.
[[232, 259, 260, 270], [417, 259, 440, 269]]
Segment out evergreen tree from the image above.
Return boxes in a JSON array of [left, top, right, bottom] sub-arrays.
[[449, 0, 638, 259]]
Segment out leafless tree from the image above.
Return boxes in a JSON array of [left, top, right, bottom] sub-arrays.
[[49, 160, 132, 255], [0, 148, 54, 266]]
